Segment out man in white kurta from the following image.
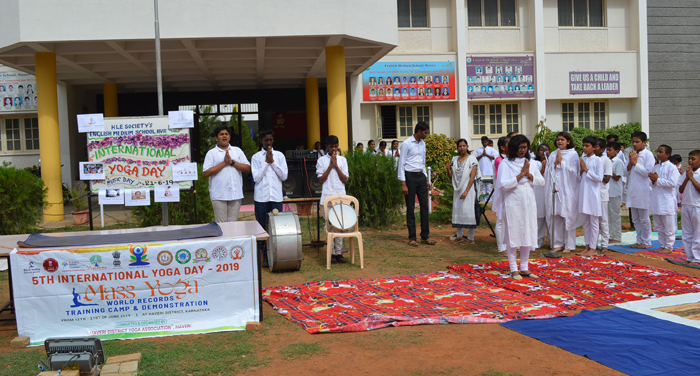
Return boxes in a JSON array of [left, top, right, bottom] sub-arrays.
[[578, 141, 603, 256], [626, 133, 655, 248], [476, 137, 498, 195], [545, 148, 580, 252], [678, 154, 700, 264], [596, 140, 613, 251], [607, 144, 625, 242], [650, 146, 681, 252], [317, 137, 350, 263]]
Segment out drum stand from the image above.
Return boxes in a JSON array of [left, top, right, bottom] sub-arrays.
[[480, 186, 496, 237], [304, 201, 327, 249]]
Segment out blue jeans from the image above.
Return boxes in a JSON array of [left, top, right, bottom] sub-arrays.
[[255, 201, 284, 255]]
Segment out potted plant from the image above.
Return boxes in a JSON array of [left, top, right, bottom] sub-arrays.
[[67, 183, 89, 225]]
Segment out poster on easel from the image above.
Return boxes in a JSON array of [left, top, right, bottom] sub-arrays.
[[154, 185, 180, 202], [86, 116, 192, 194]]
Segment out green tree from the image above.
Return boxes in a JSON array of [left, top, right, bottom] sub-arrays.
[[228, 112, 258, 160], [198, 105, 220, 163]]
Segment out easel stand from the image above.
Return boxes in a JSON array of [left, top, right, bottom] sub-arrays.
[[480, 187, 496, 237]]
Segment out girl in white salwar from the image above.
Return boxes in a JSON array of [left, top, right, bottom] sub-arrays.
[[498, 135, 545, 280], [447, 139, 481, 244], [545, 132, 581, 254]]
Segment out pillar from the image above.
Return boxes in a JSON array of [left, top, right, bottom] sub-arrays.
[[305, 78, 321, 149], [325, 46, 349, 152], [35, 52, 64, 221], [103, 82, 118, 117]]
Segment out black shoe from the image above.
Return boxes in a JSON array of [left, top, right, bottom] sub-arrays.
[[544, 251, 562, 259], [333, 254, 347, 264]]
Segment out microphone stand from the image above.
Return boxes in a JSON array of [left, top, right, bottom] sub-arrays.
[[544, 150, 563, 258]]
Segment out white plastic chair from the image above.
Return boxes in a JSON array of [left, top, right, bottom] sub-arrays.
[[323, 195, 364, 269]]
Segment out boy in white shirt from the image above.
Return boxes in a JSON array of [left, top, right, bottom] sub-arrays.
[[627, 132, 655, 248], [650, 145, 681, 254], [596, 138, 613, 253], [476, 136, 498, 195], [252, 129, 288, 268], [316, 135, 350, 264], [578, 136, 603, 257], [203, 124, 251, 222], [678, 150, 700, 266], [606, 142, 625, 243]]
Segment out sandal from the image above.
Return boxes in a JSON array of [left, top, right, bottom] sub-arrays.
[[408, 240, 419, 247], [510, 271, 523, 280], [519, 271, 540, 279], [421, 239, 437, 245]]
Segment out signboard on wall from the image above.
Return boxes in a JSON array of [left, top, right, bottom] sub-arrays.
[[86, 116, 192, 192], [466, 56, 535, 99], [0, 71, 37, 111], [569, 71, 620, 94], [11, 236, 259, 345], [362, 62, 456, 101]]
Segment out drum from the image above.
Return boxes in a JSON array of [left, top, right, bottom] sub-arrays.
[[482, 175, 494, 184], [327, 203, 358, 233], [266, 211, 302, 272]]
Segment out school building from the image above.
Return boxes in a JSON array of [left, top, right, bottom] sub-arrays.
[[0, 0, 697, 220]]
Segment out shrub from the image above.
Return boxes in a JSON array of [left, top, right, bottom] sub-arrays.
[[345, 150, 403, 227], [0, 165, 48, 234], [532, 121, 642, 155], [424, 134, 459, 224], [131, 164, 214, 226]]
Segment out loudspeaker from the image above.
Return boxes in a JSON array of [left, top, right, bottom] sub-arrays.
[[283, 160, 303, 198], [283, 159, 322, 198]]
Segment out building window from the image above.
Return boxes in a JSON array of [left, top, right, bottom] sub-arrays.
[[561, 101, 607, 130], [376, 104, 432, 139], [398, 0, 428, 28], [472, 103, 519, 136], [1, 117, 40, 153], [468, 0, 517, 27], [558, 0, 604, 27]]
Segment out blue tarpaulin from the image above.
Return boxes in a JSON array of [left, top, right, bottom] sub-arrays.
[[502, 308, 700, 376]]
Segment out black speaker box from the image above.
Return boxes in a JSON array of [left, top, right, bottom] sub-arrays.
[[283, 159, 322, 198], [283, 160, 303, 198]]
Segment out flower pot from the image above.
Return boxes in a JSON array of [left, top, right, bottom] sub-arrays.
[[296, 202, 313, 216], [72, 210, 89, 225]]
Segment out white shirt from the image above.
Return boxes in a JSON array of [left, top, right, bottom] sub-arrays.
[[202, 145, 250, 201], [316, 154, 349, 206], [544, 148, 580, 231], [609, 155, 625, 198], [388, 149, 400, 158], [678, 168, 700, 208], [579, 154, 603, 216], [476, 146, 499, 176], [532, 160, 546, 218], [251, 147, 288, 202], [651, 160, 681, 215], [600, 155, 613, 202], [626, 149, 655, 209], [397, 135, 427, 181]]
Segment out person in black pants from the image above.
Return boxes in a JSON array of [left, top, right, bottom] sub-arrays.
[[398, 122, 436, 246]]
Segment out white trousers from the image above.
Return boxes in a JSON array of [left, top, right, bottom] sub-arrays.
[[537, 217, 548, 248], [630, 208, 652, 246], [482, 182, 493, 197], [581, 214, 600, 248], [653, 214, 676, 250], [456, 227, 475, 240], [608, 196, 622, 241], [495, 216, 506, 252], [507, 246, 531, 272], [212, 199, 242, 223], [599, 200, 609, 247], [681, 206, 700, 263], [552, 215, 576, 250]]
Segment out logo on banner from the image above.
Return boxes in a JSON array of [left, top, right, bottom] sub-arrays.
[[157, 251, 173, 266], [69, 287, 99, 308], [175, 249, 191, 264], [231, 246, 245, 260], [62, 260, 87, 272], [90, 255, 102, 267], [112, 251, 122, 268], [193, 248, 210, 263], [129, 244, 149, 266], [23, 261, 41, 274], [212, 246, 228, 261], [43, 258, 59, 272]]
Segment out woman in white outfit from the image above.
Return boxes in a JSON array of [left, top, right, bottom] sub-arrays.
[[447, 139, 481, 244]]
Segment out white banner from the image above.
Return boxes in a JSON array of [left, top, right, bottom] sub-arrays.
[[10, 236, 259, 345]]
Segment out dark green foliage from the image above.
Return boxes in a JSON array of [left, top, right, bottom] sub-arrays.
[[197, 105, 219, 163], [345, 150, 403, 227], [0, 166, 48, 234], [228, 114, 258, 160], [131, 164, 213, 226], [533, 121, 642, 155], [424, 134, 459, 224]]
